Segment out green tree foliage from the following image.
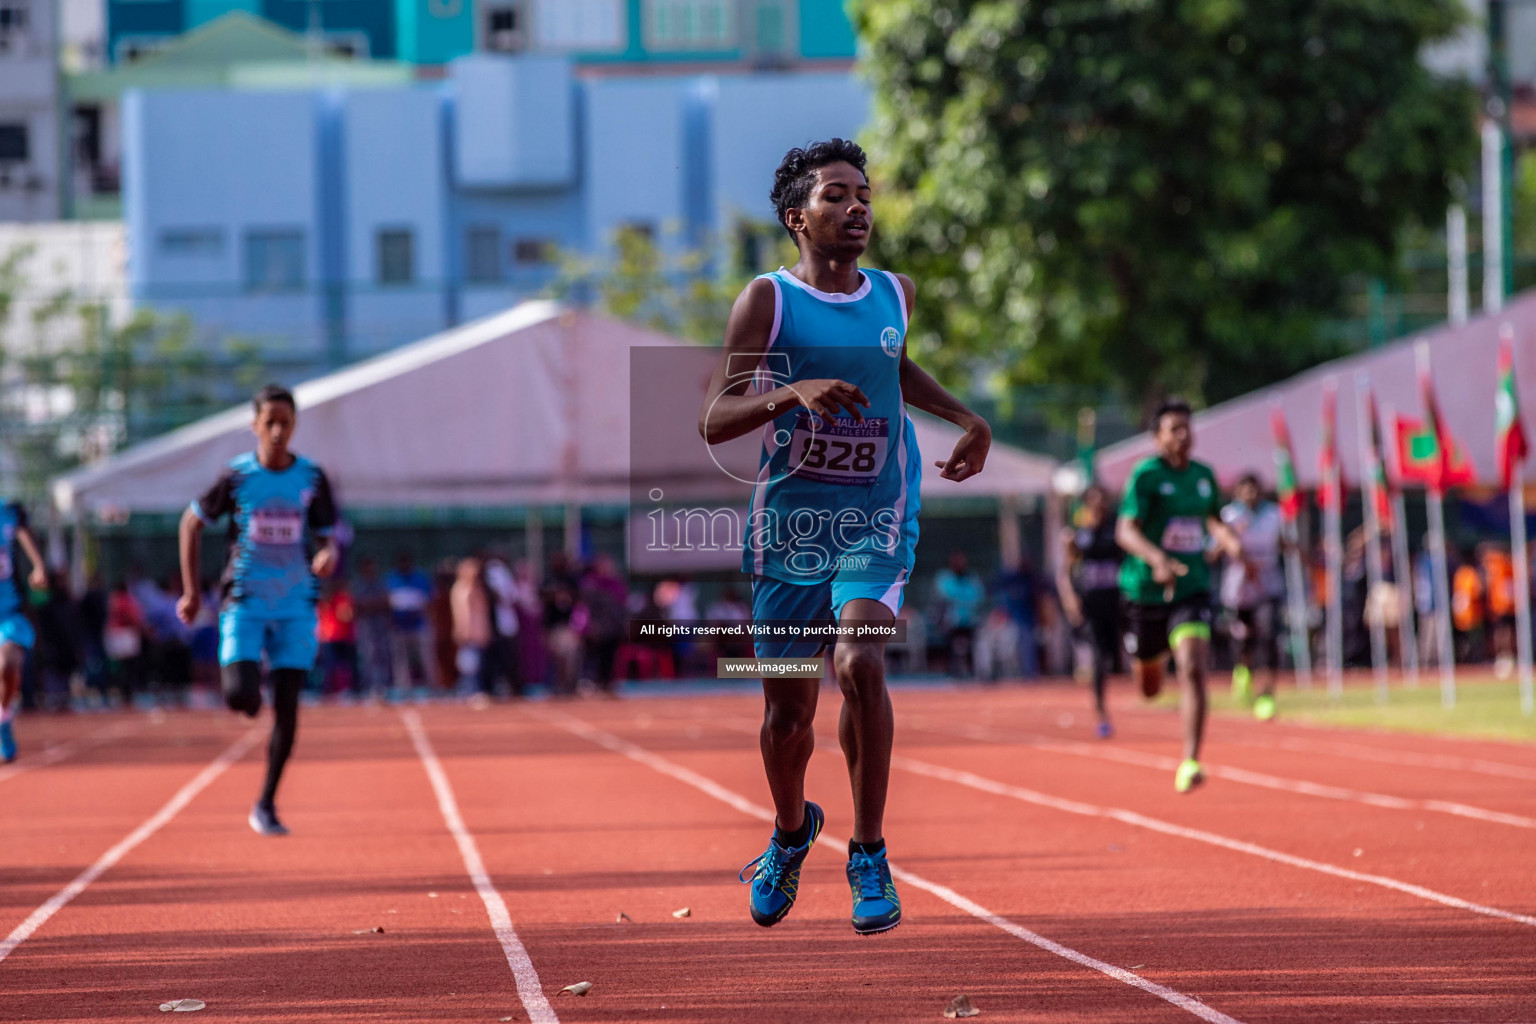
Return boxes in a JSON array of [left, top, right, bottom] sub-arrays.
[[852, 0, 1478, 412], [0, 244, 264, 506], [551, 222, 798, 343]]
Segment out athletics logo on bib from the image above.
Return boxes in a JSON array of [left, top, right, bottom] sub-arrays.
[[880, 326, 901, 358]]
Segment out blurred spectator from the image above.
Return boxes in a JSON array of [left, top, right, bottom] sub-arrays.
[[1481, 543, 1517, 678], [104, 579, 146, 702], [135, 572, 191, 701], [316, 577, 359, 696], [705, 585, 752, 659], [450, 556, 492, 695], [993, 555, 1042, 679], [973, 605, 1022, 681], [542, 552, 581, 696], [1414, 541, 1443, 668], [430, 559, 458, 692], [933, 551, 984, 678], [885, 603, 927, 675], [1452, 547, 1487, 664], [387, 552, 437, 692], [188, 577, 221, 690], [77, 574, 110, 706], [514, 559, 548, 688], [482, 552, 523, 697], [578, 553, 628, 696], [352, 556, 392, 698], [34, 571, 82, 712]]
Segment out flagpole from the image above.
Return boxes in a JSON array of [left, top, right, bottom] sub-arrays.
[[1281, 521, 1314, 690], [1324, 471, 1344, 699], [1384, 399, 1419, 686], [1511, 466, 1534, 715], [1389, 486, 1420, 686], [1426, 487, 1456, 708], [1354, 376, 1390, 703]]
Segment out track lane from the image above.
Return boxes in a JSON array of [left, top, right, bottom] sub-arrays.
[[549, 695, 1536, 1022], [0, 705, 557, 1023]]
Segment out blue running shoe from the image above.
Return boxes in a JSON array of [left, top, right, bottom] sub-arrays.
[[0, 719, 15, 763], [740, 801, 824, 927], [846, 847, 901, 935]]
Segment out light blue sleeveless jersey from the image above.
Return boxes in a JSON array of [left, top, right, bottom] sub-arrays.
[[0, 502, 29, 619], [744, 267, 922, 584]]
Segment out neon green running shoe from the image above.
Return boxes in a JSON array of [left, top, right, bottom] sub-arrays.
[[1231, 664, 1252, 703], [1253, 693, 1276, 721], [1174, 759, 1205, 794]]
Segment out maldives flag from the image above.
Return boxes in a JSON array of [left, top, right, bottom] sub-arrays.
[[1271, 406, 1302, 523], [1317, 380, 1344, 509], [1496, 325, 1529, 489], [1396, 356, 1476, 492], [1362, 387, 1394, 529]]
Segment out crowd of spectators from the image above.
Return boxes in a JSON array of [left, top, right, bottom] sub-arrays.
[[14, 512, 1534, 712]]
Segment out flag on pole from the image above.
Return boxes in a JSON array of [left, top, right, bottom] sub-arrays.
[[1363, 387, 1394, 530], [1497, 324, 1529, 490], [1318, 379, 1344, 507], [1271, 406, 1303, 523], [1395, 352, 1476, 492]]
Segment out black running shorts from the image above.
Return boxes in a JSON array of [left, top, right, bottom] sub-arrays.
[[1123, 594, 1213, 663]]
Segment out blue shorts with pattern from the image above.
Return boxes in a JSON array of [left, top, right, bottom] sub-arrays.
[[219, 609, 318, 670], [0, 613, 34, 651], [751, 557, 908, 660]]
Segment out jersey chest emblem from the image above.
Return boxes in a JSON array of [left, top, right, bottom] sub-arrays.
[[880, 326, 901, 358], [1160, 482, 1176, 495], [1197, 478, 1212, 499]]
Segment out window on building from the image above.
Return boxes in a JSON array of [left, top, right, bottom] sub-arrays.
[[324, 32, 370, 59], [748, 0, 790, 63], [532, 0, 625, 52], [377, 228, 415, 285], [466, 226, 503, 282], [0, 0, 29, 44], [484, 4, 523, 53], [160, 228, 225, 257], [244, 230, 306, 293], [115, 35, 172, 64], [644, 0, 735, 51], [513, 238, 555, 265], [0, 123, 27, 163]]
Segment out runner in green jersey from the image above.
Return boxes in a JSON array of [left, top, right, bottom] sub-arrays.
[[1116, 399, 1242, 793]]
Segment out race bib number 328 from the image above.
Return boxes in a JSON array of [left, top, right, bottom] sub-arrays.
[[790, 415, 889, 486]]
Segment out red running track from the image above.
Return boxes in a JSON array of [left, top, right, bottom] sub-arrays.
[[1, 683, 1533, 1023]]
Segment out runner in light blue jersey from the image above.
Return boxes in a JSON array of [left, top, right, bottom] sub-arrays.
[[700, 139, 991, 935], [178, 385, 340, 835], [0, 501, 48, 762]]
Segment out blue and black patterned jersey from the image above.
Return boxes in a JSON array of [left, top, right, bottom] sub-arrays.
[[192, 452, 338, 617], [0, 502, 29, 618]]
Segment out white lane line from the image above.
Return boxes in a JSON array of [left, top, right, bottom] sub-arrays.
[[916, 700, 1536, 783], [541, 710, 1247, 1024], [400, 710, 557, 1024], [0, 727, 264, 966], [0, 718, 147, 786], [921, 722, 1536, 830], [891, 754, 1536, 929], [1233, 733, 1536, 785]]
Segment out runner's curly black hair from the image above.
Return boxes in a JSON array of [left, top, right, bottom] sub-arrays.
[[770, 138, 868, 238]]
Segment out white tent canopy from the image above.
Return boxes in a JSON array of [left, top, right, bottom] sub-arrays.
[[1095, 291, 1536, 493], [54, 302, 1058, 519]]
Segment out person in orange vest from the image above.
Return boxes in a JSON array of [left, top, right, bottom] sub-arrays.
[[1480, 543, 1517, 679], [1451, 547, 1487, 665]]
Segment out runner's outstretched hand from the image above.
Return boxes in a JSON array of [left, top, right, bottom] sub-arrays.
[[935, 419, 991, 482]]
